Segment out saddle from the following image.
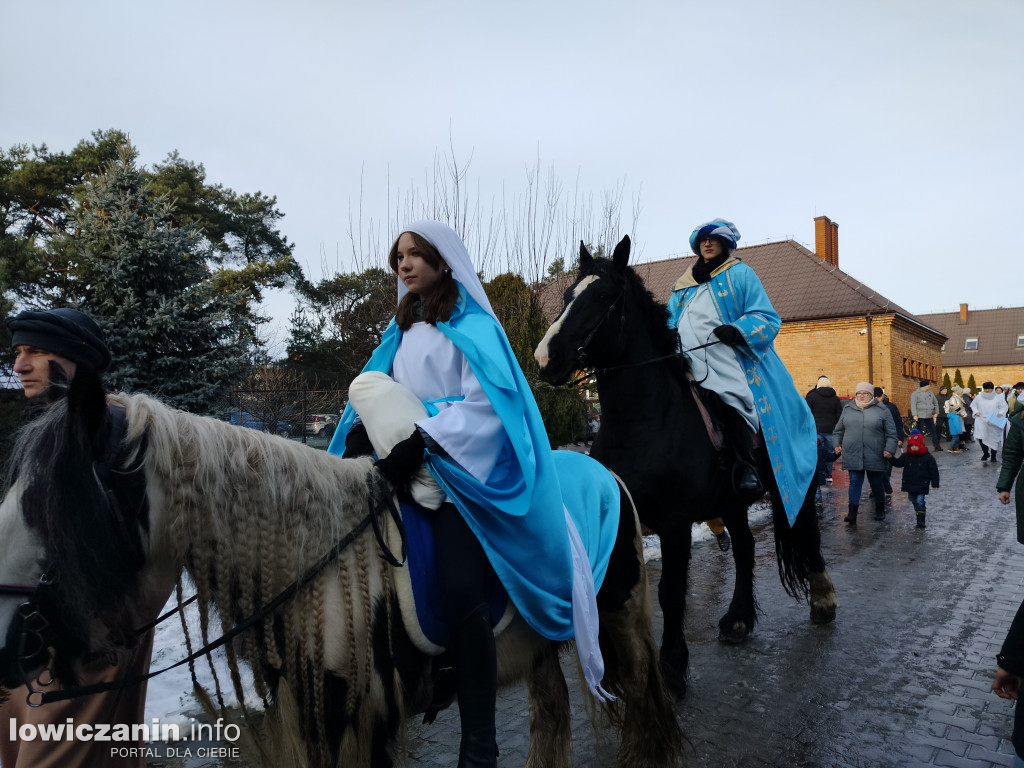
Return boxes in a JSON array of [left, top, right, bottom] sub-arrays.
[[386, 496, 516, 655]]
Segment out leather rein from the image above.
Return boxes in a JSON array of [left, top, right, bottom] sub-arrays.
[[562, 287, 725, 452]]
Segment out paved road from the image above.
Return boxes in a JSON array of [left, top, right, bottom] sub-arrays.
[[406, 444, 1023, 768], [152, 442, 1024, 767]]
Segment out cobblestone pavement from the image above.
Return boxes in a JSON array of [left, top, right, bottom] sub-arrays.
[[405, 445, 1023, 768], [152, 442, 1024, 767]]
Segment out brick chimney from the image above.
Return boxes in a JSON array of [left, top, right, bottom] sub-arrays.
[[813, 216, 839, 267], [959, 303, 968, 323]]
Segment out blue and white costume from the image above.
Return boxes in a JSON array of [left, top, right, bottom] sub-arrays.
[[328, 221, 618, 698], [667, 221, 817, 525]]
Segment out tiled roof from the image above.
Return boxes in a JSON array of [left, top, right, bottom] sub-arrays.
[[916, 306, 1024, 369], [541, 240, 945, 338]]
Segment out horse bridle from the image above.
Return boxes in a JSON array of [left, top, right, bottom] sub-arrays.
[[573, 285, 625, 370], [564, 280, 722, 388]]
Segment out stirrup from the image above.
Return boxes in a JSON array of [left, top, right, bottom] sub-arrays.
[[732, 461, 763, 496]]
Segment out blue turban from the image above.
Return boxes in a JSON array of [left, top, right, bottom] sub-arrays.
[[689, 218, 741, 255]]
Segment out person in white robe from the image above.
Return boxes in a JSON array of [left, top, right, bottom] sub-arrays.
[[328, 222, 616, 768], [972, 381, 1009, 463]]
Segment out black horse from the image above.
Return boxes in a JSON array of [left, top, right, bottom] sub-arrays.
[[534, 236, 837, 696]]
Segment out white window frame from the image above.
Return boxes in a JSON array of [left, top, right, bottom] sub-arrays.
[[964, 338, 978, 350]]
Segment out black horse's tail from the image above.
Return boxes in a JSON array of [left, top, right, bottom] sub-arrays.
[[770, 481, 826, 600]]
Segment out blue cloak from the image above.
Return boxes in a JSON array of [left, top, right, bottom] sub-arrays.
[[328, 286, 619, 641], [667, 259, 817, 525]]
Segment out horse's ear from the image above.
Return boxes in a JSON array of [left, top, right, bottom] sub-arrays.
[[65, 364, 108, 453], [612, 235, 631, 271], [579, 241, 593, 265]]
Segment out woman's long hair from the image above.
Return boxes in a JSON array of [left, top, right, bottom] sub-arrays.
[[389, 232, 460, 330]]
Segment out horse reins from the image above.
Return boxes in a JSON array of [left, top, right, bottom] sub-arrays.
[[7, 471, 407, 707], [566, 337, 722, 390]]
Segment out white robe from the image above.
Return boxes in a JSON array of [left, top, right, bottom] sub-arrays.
[[675, 282, 759, 432], [393, 321, 504, 482], [971, 391, 1008, 450]]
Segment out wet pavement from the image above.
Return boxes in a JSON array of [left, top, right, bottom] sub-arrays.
[[152, 441, 1024, 767]]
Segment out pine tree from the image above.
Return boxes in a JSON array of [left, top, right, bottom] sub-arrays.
[[73, 142, 249, 412], [967, 373, 977, 393], [942, 371, 952, 390], [953, 369, 964, 388]]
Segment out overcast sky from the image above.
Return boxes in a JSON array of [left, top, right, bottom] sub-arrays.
[[3, 0, 1022, 352]]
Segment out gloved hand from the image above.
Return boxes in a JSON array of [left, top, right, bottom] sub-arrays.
[[712, 324, 744, 347], [342, 421, 374, 458], [375, 430, 427, 487]]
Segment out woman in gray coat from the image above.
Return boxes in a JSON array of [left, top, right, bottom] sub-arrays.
[[834, 381, 898, 524]]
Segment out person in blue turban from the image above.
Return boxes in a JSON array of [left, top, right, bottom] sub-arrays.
[[667, 218, 817, 527]]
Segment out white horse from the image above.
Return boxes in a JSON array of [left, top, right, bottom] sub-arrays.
[[0, 369, 682, 768]]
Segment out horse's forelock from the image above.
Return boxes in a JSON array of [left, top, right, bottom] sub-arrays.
[[577, 256, 676, 355]]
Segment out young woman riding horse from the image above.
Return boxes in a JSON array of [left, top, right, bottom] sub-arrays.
[[535, 222, 837, 696]]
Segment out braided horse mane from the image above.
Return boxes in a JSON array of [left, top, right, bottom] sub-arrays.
[[111, 390, 404, 766]]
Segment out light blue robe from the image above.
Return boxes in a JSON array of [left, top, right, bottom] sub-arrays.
[[328, 286, 619, 641], [667, 258, 817, 525]]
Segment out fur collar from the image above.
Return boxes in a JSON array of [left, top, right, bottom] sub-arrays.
[[672, 255, 742, 291]]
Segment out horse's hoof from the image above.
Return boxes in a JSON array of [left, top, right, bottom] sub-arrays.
[[809, 572, 838, 625], [810, 602, 837, 625], [659, 657, 687, 699], [717, 621, 751, 644]]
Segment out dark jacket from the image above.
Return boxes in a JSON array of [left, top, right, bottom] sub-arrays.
[[936, 392, 951, 421], [882, 399, 905, 443], [997, 401, 1024, 541], [962, 394, 975, 424], [815, 437, 840, 487], [997, 598, 1024, 758], [806, 386, 843, 434], [888, 450, 940, 494]]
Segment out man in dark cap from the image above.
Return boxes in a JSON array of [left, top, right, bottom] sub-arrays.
[[7, 307, 111, 399], [2, 308, 162, 768]]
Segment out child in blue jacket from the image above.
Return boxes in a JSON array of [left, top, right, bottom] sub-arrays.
[[888, 430, 940, 528]]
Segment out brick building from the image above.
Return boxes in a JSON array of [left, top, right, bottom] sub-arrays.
[[916, 303, 1024, 389], [540, 216, 946, 417]]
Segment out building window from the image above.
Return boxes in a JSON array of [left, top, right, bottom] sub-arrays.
[[1017, 335, 1024, 347], [964, 338, 978, 350]]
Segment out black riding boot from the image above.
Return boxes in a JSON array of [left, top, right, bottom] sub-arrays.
[[721, 407, 763, 497], [844, 504, 858, 525], [916, 511, 926, 528], [450, 607, 498, 768]]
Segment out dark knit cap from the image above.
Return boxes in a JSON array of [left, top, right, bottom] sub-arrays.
[[6, 308, 111, 371], [873, 387, 884, 397], [919, 379, 930, 387]]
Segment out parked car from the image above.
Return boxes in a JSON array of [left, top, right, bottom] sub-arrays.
[[304, 413, 337, 438], [230, 412, 292, 438]]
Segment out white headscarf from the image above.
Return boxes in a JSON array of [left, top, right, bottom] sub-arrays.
[[397, 222, 496, 320]]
